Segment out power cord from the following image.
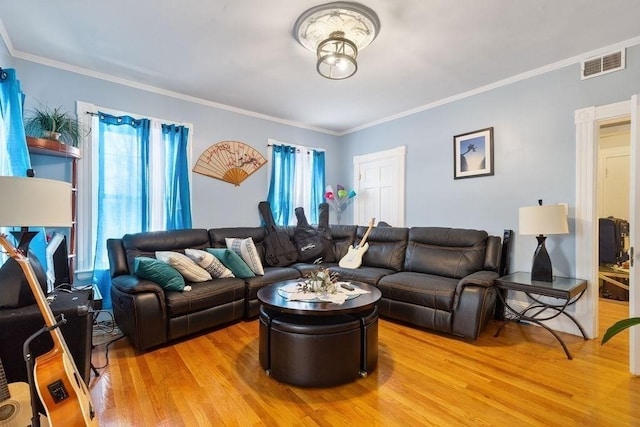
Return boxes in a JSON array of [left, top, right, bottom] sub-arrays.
[[91, 309, 125, 371]]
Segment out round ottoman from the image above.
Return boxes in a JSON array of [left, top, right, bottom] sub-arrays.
[[268, 314, 361, 387]]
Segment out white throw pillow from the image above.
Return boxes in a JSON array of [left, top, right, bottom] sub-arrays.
[[225, 237, 264, 275], [184, 248, 234, 278], [155, 251, 212, 282]]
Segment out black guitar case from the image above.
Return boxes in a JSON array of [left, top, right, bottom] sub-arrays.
[[318, 203, 335, 262], [258, 201, 298, 266], [293, 207, 325, 262]]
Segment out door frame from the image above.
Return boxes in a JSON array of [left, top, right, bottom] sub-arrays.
[[575, 96, 639, 374]]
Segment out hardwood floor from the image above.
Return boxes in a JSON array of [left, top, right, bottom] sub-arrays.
[[90, 299, 639, 426]]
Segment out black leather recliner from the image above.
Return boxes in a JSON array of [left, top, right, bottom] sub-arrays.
[[108, 229, 246, 351], [376, 227, 501, 340]]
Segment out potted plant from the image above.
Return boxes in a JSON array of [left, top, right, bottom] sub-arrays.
[[601, 317, 640, 344], [24, 105, 86, 147]]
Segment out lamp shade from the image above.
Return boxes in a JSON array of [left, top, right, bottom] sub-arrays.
[[0, 176, 72, 227], [519, 204, 569, 236]]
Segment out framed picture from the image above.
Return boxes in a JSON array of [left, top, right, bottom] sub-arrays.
[[453, 127, 494, 179]]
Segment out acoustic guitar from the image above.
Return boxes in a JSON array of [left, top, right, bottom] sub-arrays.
[[0, 357, 45, 427], [338, 218, 375, 269], [0, 235, 97, 427]]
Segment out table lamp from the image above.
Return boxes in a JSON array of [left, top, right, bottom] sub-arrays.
[[0, 176, 71, 307], [519, 200, 569, 282]]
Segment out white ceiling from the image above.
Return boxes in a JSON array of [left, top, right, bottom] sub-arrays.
[[1, 1, 640, 135]]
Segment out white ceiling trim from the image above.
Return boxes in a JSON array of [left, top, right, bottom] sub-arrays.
[[3, 12, 640, 138], [341, 35, 640, 136], [0, 17, 14, 55], [9, 49, 341, 136]]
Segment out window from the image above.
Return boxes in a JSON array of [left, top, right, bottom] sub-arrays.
[[77, 102, 192, 308], [266, 139, 325, 226]]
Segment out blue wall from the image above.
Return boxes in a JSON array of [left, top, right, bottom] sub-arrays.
[[8, 43, 640, 277], [0, 35, 11, 66], [339, 44, 640, 275], [13, 59, 340, 229]]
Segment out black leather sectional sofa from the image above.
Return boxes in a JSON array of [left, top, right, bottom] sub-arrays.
[[107, 225, 502, 351]]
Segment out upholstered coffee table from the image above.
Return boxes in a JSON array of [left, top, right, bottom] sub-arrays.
[[257, 280, 381, 387]]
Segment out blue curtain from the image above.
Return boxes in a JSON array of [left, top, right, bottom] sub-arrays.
[[93, 113, 150, 309], [0, 68, 46, 265], [162, 124, 192, 229], [266, 144, 296, 225], [310, 150, 325, 224], [0, 68, 30, 176], [266, 144, 325, 226]]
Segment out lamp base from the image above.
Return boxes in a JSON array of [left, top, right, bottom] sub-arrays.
[[531, 235, 553, 282]]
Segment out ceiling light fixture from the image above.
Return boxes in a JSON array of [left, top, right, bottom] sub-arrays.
[[294, 2, 380, 80]]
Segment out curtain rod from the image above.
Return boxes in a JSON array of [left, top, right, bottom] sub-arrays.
[[0, 68, 7, 81], [267, 142, 325, 152]]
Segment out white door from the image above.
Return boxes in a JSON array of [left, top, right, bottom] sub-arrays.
[[353, 146, 406, 227], [598, 146, 630, 219]]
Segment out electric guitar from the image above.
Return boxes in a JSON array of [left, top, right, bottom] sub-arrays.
[[0, 235, 98, 427], [339, 218, 375, 269]]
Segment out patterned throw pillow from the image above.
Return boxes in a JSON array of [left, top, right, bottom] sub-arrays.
[[206, 248, 255, 279], [155, 251, 212, 282], [184, 248, 234, 278], [225, 237, 264, 275], [134, 256, 185, 291]]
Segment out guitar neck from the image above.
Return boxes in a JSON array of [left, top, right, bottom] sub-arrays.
[[0, 236, 66, 353], [358, 220, 375, 247]]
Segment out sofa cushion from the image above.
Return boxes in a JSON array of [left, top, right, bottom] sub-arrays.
[[122, 229, 210, 273], [225, 237, 264, 275], [324, 225, 357, 263], [133, 256, 186, 291], [243, 266, 301, 301], [360, 226, 409, 271], [208, 227, 267, 263], [165, 278, 245, 317], [206, 248, 255, 278], [184, 248, 234, 278], [404, 227, 488, 279], [155, 251, 212, 282], [329, 265, 395, 287], [377, 271, 459, 311]]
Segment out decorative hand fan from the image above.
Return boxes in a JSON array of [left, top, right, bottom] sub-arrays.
[[193, 141, 267, 186]]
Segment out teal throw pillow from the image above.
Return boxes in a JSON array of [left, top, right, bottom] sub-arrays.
[[134, 256, 186, 291], [206, 248, 255, 278]]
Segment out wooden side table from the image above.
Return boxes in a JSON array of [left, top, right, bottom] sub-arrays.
[[494, 271, 587, 359]]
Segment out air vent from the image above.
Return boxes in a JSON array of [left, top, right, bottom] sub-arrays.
[[581, 49, 625, 79]]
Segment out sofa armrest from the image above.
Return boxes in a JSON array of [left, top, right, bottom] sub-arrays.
[[110, 275, 168, 351], [111, 274, 166, 297], [111, 275, 167, 317], [453, 270, 498, 308], [457, 270, 499, 288]]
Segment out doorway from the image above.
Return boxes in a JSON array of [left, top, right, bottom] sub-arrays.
[[575, 96, 639, 374], [596, 120, 630, 318]]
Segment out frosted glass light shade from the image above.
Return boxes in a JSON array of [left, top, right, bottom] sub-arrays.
[[0, 176, 72, 227], [519, 204, 569, 236], [294, 1, 380, 79]]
